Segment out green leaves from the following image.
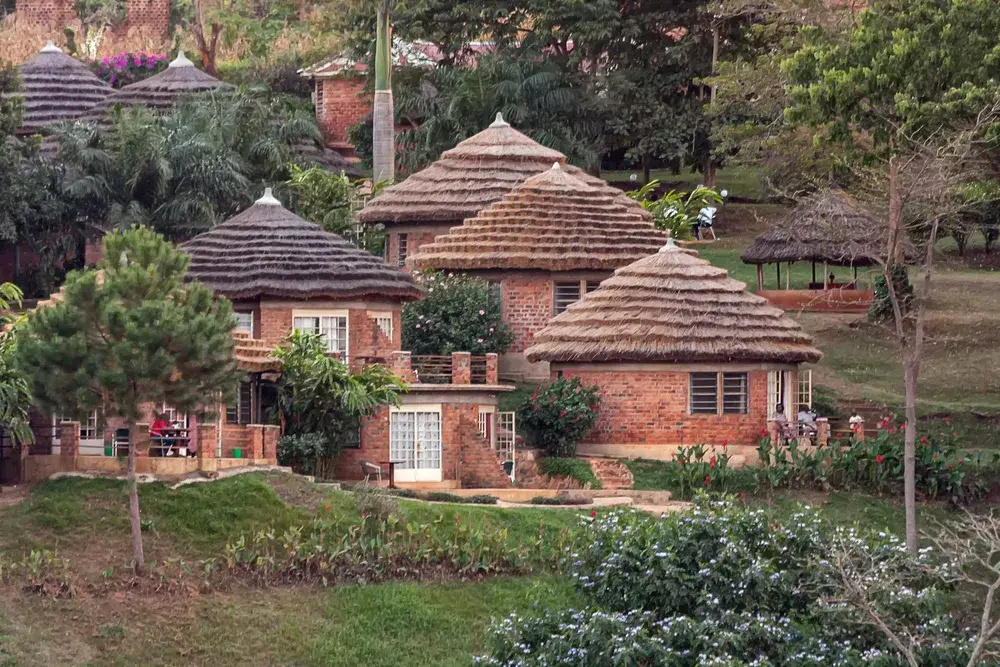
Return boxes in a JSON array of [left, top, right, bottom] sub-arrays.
[[518, 377, 600, 457], [14, 226, 241, 424]]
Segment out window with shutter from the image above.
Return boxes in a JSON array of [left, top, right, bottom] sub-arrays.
[[553, 282, 583, 315], [689, 373, 719, 414]]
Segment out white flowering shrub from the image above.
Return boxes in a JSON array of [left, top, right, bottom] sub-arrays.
[[478, 497, 979, 666]]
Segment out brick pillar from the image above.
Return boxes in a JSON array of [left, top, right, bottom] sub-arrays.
[[249, 426, 264, 460], [262, 425, 280, 461], [392, 351, 415, 382], [197, 423, 217, 459], [133, 423, 151, 457], [485, 353, 499, 385], [452, 352, 471, 384], [59, 421, 80, 467], [816, 418, 830, 447]]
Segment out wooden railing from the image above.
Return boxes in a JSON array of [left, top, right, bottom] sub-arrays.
[[407, 353, 495, 384], [470, 356, 489, 384], [411, 355, 453, 384]]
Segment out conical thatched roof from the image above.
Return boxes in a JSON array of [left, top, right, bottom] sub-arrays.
[[180, 188, 423, 302], [409, 164, 667, 272], [12, 42, 111, 134], [358, 113, 649, 225], [92, 51, 230, 116], [525, 240, 822, 365], [741, 189, 891, 267]]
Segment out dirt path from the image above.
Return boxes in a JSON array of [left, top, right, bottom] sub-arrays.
[[0, 484, 29, 509]]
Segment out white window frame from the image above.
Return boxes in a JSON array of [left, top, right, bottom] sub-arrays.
[[767, 371, 793, 419], [370, 311, 394, 341], [52, 411, 103, 455], [797, 370, 813, 411], [234, 312, 254, 336], [390, 404, 442, 482], [478, 405, 496, 449], [397, 233, 408, 268], [293, 310, 350, 359], [160, 403, 190, 429]]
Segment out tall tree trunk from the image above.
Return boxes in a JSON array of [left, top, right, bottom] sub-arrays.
[[901, 347, 918, 552], [372, 5, 395, 185], [126, 419, 145, 575]]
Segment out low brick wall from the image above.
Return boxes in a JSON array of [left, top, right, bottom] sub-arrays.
[[757, 289, 873, 313]]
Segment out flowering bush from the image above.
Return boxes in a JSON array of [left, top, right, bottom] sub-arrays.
[[656, 444, 757, 499], [518, 377, 600, 457], [479, 497, 976, 666], [401, 271, 513, 355], [92, 52, 167, 88]]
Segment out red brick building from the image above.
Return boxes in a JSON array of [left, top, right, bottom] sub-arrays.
[[524, 239, 822, 461], [410, 163, 667, 381], [14, 0, 169, 35]]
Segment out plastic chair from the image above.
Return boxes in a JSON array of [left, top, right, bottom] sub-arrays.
[[361, 460, 382, 484]]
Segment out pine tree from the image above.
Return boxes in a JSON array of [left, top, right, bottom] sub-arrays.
[[15, 226, 242, 574]]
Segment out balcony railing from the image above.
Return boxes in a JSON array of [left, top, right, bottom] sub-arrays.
[[393, 352, 499, 385]]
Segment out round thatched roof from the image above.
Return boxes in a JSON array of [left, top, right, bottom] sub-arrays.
[[180, 189, 423, 302], [525, 239, 822, 365], [409, 163, 667, 272], [741, 189, 890, 267], [12, 42, 111, 134], [358, 113, 649, 225], [92, 51, 230, 116]]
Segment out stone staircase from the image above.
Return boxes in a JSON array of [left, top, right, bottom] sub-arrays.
[[584, 457, 633, 490]]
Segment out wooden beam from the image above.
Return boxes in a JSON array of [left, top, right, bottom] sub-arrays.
[[823, 261, 828, 289], [776, 263, 781, 289], [811, 261, 816, 285], [785, 263, 790, 290], [757, 264, 763, 291]]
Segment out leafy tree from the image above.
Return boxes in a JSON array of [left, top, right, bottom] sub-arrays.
[[627, 181, 723, 240], [518, 377, 600, 458], [0, 283, 32, 444], [285, 164, 357, 236], [402, 271, 513, 355], [273, 331, 405, 477], [783, 0, 1000, 551], [15, 226, 241, 574]]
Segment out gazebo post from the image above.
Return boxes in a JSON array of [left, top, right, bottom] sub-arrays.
[[776, 263, 781, 290], [823, 261, 828, 289], [785, 263, 790, 290], [852, 265, 858, 285], [811, 261, 816, 286], [756, 264, 763, 291]]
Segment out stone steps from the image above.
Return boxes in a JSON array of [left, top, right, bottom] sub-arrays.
[[584, 457, 633, 490]]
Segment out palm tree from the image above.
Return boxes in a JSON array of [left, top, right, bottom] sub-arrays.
[[0, 283, 32, 445], [372, 0, 396, 185]]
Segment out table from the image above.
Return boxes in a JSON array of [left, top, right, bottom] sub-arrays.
[[150, 428, 192, 457], [385, 459, 406, 489]]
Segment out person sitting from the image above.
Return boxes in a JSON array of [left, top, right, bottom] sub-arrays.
[[797, 404, 817, 436], [770, 403, 794, 442], [150, 413, 172, 456], [849, 410, 865, 436], [827, 272, 837, 288]]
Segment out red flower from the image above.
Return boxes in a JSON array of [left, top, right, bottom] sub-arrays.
[[944, 417, 951, 425], [947, 465, 953, 470], [921, 437, 928, 444], [932, 453, 938, 461], [960, 459, 966, 465], [590, 511, 597, 518], [722, 440, 728, 449], [760, 428, 768, 436], [325, 505, 331, 512], [704, 476, 711, 486], [678, 460, 685, 467], [952, 432, 958, 437], [876, 455, 884, 464], [709, 457, 717, 469]]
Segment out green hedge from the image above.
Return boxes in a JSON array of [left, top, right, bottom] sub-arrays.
[[537, 458, 603, 489]]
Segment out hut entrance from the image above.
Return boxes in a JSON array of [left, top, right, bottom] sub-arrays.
[[0, 429, 20, 485]]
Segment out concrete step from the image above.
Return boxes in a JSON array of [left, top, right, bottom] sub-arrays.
[[584, 457, 634, 490]]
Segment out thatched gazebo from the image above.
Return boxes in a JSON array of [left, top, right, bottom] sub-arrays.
[[410, 163, 666, 379], [740, 190, 889, 310], [359, 113, 649, 268], [96, 51, 230, 113], [11, 42, 111, 135], [525, 239, 822, 459]]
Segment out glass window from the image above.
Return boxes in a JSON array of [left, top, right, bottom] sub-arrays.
[[161, 404, 189, 428], [234, 312, 253, 335], [226, 382, 253, 425], [722, 373, 749, 414], [585, 280, 602, 294], [293, 315, 348, 358], [553, 282, 583, 315], [397, 233, 408, 267], [690, 373, 719, 414]]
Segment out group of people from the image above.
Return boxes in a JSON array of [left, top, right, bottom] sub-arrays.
[[150, 413, 194, 457], [769, 404, 866, 442]]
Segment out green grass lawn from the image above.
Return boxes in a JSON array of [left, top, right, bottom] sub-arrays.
[[601, 165, 765, 201]]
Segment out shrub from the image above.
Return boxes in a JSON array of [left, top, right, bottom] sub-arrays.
[[529, 495, 592, 506], [424, 491, 464, 503], [647, 444, 758, 499], [518, 378, 600, 457], [401, 271, 513, 355], [868, 264, 913, 323], [479, 497, 973, 665], [465, 494, 499, 505], [276, 433, 330, 475], [353, 484, 399, 523], [537, 458, 602, 489], [92, 52, 167, 88]]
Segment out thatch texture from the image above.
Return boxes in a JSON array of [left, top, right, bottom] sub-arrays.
[[358, 113, 649, 225], [181, 189, 423, 301], [90, 52, 230, 117], [741, 189, 891, 266], [409, 164, 666, 272], [11, 42, 111, 134], [525, 240, 822, 365], [233, 332, 282, 372]]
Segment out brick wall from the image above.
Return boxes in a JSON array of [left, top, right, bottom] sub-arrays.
[[17, 0, 168, 34], [500, 276, 553, 353], [317, 76, 371, 148], [387, 230, 441, 272], [559, 368, 771, 447], [15, 0, 76, 26], [125, 0, 169, 36], [456, 410, 512, 488]]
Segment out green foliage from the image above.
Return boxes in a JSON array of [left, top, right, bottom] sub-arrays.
[[868, 265, 913, 323], [644, 444, 757, 500], [536, 458, 601, 489], [275, 433, 330, 476], [284, 164, 383, 253], [0, 283, 32, 444], [529, 495, 592, 506], [14, 226, 241, 425], [73, 0, 126, 32], [480, 498, 973, 665], [518, 378, 600, 457], [626, 181, 722, 240], [402, 271, 512, 355], [273, 331, 405, 465], [810, 384, 842, 420]]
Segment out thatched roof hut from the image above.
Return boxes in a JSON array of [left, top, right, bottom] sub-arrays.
[[358, 113, 648, 226], [232, 332, 281, 372], [12, 42, 111, 134], [740, 189, 890, 267], [181, 188, 423, 302], [98, 51, 230, 113], [409, 164, 666, 272], [525, 239, 822, 365]]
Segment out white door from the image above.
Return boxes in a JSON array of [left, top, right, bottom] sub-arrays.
[[767, 371, 793, 419], [391, 410, 442, 482]]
